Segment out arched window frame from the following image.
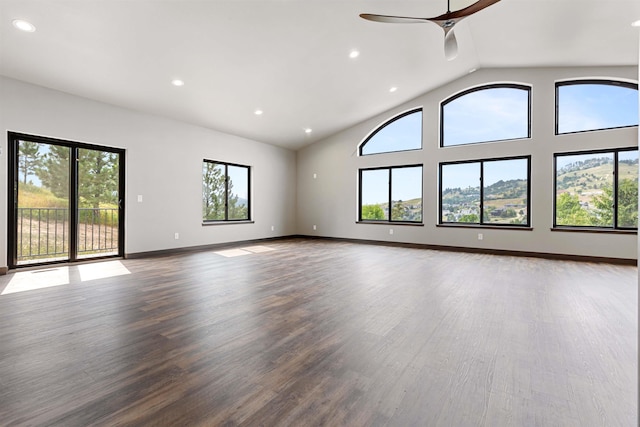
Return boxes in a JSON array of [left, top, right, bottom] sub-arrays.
[[440, 83, 532, 147], [555, 79, 639, 135], [358, 108, 423, 156]]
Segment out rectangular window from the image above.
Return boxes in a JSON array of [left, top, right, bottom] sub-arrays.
[[554, 149, 638, 229], [440, 156, 530, 227], [359, 165, 422, 223], [202, 160, 250, 222]]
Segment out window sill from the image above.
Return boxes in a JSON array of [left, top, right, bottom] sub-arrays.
[[551, 227, 637, 235], [437, 223, 532, 231], [356, 221, 424, 226], [202, 220, 254, 226]]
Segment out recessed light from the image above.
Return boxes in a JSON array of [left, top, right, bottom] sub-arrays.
[[171, 79, 184, 87], [12, 19, 36, 32], [632, 20, 640, 27], [349, 50, 360, 59], [304, 128, 312, 134], [389, 87, 398, 93], [254, 110, 263, 116]]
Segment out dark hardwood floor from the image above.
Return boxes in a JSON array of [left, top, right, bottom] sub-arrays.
[[0, 238, 636, 426]]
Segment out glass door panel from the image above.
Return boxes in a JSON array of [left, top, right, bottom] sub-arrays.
[[16, 140, 70, 265], [77, 148, 121, 259]]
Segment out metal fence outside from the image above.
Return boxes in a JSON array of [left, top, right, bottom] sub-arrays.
[[17, 207, 119, 263]]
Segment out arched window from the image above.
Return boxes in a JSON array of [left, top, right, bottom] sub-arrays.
[[359, 109, 422, 156], [441, 84, 531, 147], [556, 80, 638, 134]]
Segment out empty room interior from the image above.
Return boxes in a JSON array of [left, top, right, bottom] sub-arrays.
[[0, 0, 639, 425]]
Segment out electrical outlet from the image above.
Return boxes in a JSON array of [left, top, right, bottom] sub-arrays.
[[271, 225, 275, 231], [174, 233, 179, 240], [137, 195, 143, 202], [478, 233, 483, 241], [313, 225, 317, 230], [389, 229, 394, 235], [313, 173, 317, 179]]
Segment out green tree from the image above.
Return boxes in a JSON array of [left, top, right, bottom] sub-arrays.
[[361, 204, 385, 220], [227, 188, 248, 220], [203, 163, 226, 220], [590, 186, 614, 227], [555, 192, 590, 226], [501, 208, 517, 218], [78, 150, 119, 209], [617, 178, 638, 227], [458, 213, 479, 223], [18, 141, 42, 185], [39, 145, 70, 199], [391, 200, 406, 221]]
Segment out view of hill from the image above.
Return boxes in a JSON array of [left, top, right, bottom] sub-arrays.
[[555, 155, 638, 227], [441, 178, 528, 224], [375, 197, 422, 222], [362, 156, 637, 226]]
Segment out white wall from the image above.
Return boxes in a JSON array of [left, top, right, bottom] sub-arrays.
[[297, 66, 639, 260], [0, 76, 297, 269]]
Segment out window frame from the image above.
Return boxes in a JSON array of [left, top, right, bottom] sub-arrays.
[[555, 79, 639, 135], [202, 159, 251, 223], [439, 155, 532, 228], [440, 83, 532, 148], [358, 164, 423, 224], [358, 108, 423, 156], [553, 147, 638, 231]]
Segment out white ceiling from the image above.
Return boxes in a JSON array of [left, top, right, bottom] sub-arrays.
[[1, 0, 639, 150]]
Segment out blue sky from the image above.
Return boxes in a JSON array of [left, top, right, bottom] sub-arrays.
[[558, 84, 638, 133], [361, 169, 388, 205], [555, 152, 614, 170], [361, 166, 422, 205], [441, 162, 479, 192], [439, 159, 528, 192], [364, 83, 637, 204], [361, 111, 422, 155], [443, 87, 529, 147], [619, 150, 639, 164], [227, 165, 249, 200], [555, 150, 638, 172]]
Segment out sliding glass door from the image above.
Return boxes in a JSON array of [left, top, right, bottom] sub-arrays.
[[8, 133, 125, 268]]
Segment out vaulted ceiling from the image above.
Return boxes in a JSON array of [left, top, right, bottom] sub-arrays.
[[1, 0, 639, 150]]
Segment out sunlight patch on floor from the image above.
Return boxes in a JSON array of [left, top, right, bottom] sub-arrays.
[[243, 245, 275, 253], [2, 267, 70, 295], [78, 260, 131, 282], [215, 248, 252, 258], [1, 261, 131, 296], [214, 245, 276, 258]]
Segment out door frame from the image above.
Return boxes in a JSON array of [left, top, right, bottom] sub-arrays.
[[7, 132, 125, 269]]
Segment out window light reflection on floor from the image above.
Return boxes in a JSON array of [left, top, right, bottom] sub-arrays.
[[0, 261, 131, 295], [214, 245, 276, 258]]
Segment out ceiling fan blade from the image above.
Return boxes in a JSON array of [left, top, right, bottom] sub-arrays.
[[430, 0, 501, 21], [360, 0, 500, 61], [444, 29, 458, 61], [359, 14, 428, 24]]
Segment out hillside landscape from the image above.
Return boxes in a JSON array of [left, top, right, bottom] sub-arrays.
[[361, 155, 638, 227]]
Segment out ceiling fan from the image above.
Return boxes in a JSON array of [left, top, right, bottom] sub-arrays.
[[360, 0, 501, 61]]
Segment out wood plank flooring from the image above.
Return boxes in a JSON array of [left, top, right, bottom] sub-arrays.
[[0, 238, 636, 426]]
